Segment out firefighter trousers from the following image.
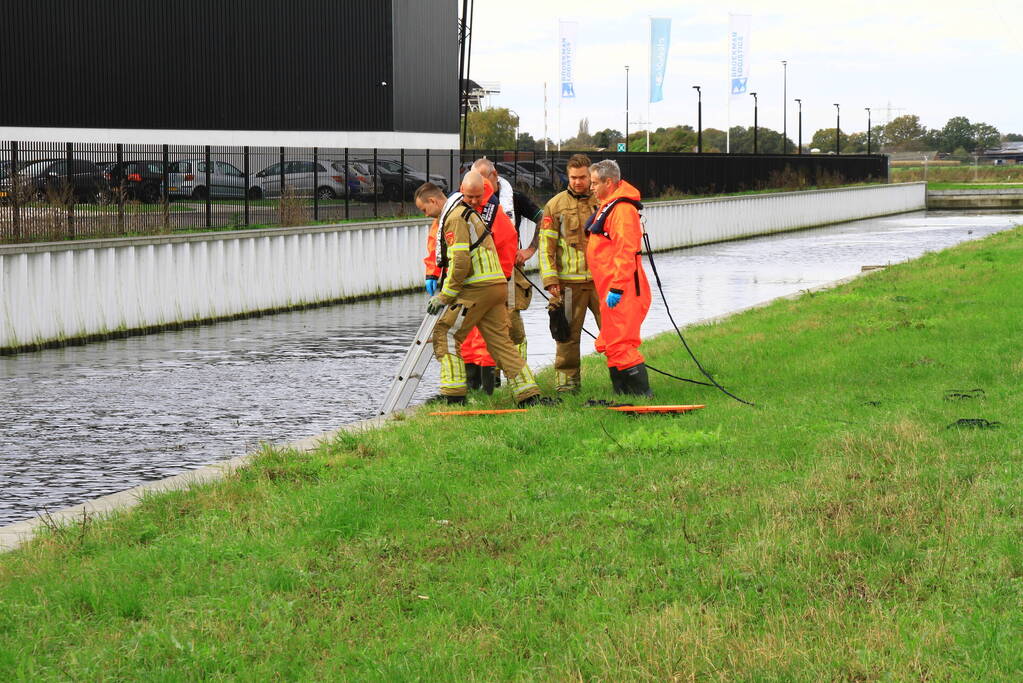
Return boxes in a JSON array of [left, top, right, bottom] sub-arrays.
[[554, 280, 602, 391], [433, 283, 540, 401]]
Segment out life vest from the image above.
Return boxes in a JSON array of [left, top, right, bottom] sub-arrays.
[[584, 197, 644, 239], [435, 194, 494, 271]]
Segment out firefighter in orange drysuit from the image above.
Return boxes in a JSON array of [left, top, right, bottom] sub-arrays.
[[585, 159, 653, 397]]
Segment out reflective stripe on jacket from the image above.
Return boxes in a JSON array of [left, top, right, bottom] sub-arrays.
[[440, 203, 505, 300]]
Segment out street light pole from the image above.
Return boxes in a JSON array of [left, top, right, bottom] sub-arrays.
[[794, 98, 802, 154], [833, 103, 841, 155], [625, 65, 630, 151], [692, 85, 702, 153], [865, 107, 872, 155], [782, 60, 788, 154], [508, 108, 520, 150], [750, 92, 758, 154]]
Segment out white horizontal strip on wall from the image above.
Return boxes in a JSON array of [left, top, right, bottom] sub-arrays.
[[0, 183, 925, 352], [0, 127, 459, 150]]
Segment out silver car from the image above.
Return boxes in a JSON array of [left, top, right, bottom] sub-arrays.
[[167, 158, 249, 200], [249, 160, 350, 200]]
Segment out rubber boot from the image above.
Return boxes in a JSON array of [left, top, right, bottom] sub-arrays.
[[480, 366, 496, 395], [609, 367, 627, 395], [621, 363, 654, 398], [445, 395, 467, 405], [465, 363, 481, 391]]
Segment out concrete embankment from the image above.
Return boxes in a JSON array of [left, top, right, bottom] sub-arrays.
[[927, 189, 1023, 210], [1, 183, 925, 354]]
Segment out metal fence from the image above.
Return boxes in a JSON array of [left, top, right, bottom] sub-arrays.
[[0, 140, 888, 244]]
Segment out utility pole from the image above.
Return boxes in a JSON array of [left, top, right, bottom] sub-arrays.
[[834, 103, 841, 155], [692, 86, 702, 153], [782, 60, 788, 154], [865, 107, 872, 155], [624, 65, 630, 151], [751, 92, 758, 154], [794, 98, 802, 153]]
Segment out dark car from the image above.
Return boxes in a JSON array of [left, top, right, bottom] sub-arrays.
[[104, 160, 166, 203], [0, 158, 110, 204], [353, 158, 449, 200]]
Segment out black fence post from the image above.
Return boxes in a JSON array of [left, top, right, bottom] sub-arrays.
[[279, 146, 285, 211], [449, 149, 454, 190], [243, 146, 249, 227], [66, 142, 74, 239], [513, 148, 518, 188], [344, 147, 350, 220], [116, 143, 124, 231], [400, 147, 406, 216], [161, 144, 170, 232], [372, 148, 379, 218], [425, 148, 430, 190], [204, 145, 212, 228], [11, 141, 20, 240], [313, 146, 319, 221]]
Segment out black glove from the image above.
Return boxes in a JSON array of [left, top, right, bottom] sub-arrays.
[[548, 302, 571, 342]]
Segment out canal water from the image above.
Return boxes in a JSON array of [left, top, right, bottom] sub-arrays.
[[1, 210, 1020, 526]]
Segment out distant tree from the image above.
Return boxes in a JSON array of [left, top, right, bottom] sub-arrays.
[[516, 131, 536, 150], [972, 122, 1001, 151], [1005, 133, 1023, 142], [810, 128, 842, 153], [465, 108, 517, 149], [646, 125, 697, 153], [701, 128, 727, 153], [593, 128, 623, 149], [939, 116, 974, 153], [842, 132, 867, 154], [562, 118, 595, 149], [884, 115, 928, 151]]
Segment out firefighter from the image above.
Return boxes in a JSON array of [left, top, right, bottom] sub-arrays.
[[471, 158, 540, 363], [419, 174, 546, 405], [419, 184, 497, 393], [585, 159, 653, 397], [538, 153, 602, 393]]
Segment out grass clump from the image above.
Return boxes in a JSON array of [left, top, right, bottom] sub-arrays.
[[3, 227, 1023, 678]]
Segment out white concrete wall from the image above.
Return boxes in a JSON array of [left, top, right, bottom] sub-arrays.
[[0, 183, 925, 351]]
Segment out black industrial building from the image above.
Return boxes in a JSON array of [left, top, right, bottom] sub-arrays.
[[0, 0, 458, 146]]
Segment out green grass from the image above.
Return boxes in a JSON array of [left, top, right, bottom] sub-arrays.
[[928, 183, 1023, 191], [4, 227, 1023, 679]]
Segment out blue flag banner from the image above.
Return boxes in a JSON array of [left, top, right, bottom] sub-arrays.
[[559, 20, 577, 99], [729, 14, 751, 99], [649, 17, 671, 103]]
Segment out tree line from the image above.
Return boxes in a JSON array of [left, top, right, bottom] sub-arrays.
[[466, 108, 1018, 155]]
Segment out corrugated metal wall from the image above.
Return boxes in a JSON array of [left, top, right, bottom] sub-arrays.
[[391, 0, 459, 133], [0, 1, 454, 134]]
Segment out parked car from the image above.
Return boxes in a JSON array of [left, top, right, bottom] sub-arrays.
[[0, 158, 109, 204], [103, 160, 166, 203], [325, 160, 377, 199], [167, 158, 249, 200], [0, 160, 30, 179], [353, 158, 449, 200], [248, 160, 350, 200]]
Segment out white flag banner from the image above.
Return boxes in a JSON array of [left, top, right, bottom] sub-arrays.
[[559, 20, 578, 98], [728, 13, 751, 99]]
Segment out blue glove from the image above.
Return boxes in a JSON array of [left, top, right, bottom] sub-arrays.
[[425, 278, 438, 295], [606, 291, 622, 309]]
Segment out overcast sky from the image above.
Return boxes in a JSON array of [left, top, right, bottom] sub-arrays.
[[469, 0, 1020, 144]]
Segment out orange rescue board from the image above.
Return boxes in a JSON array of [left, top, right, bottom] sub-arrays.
[[429, 409, 529, 416], [607, 404, 706, 414]]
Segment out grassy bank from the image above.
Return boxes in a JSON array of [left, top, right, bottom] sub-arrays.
[[4, 227, 1023, 679]]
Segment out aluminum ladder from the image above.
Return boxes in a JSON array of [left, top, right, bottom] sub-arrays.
[[377, 311, 440, 416]]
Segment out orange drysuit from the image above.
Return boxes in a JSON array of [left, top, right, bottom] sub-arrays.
[[585, 180, 651, 370], [425, 217, 494, 367]]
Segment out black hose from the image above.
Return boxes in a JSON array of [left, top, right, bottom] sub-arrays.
[[514, 266, 715, 389], [641, 233, 755, 406]]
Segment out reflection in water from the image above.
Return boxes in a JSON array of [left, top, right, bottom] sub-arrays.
[[1, 211, 1019, 525]]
